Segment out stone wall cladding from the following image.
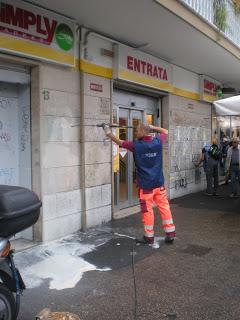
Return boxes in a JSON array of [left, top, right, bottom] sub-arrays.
[[39, 64, 82, 241], [82, 73, 112, 227], [166, 95, 211, 199]]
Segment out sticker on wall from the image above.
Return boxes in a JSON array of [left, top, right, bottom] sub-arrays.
[[119, 148, 127, 158], [90, 83, 103, 92], [112, 128, 119, 172]]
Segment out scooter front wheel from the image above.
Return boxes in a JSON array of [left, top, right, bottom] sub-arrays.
[[0, 284, 16, 320]]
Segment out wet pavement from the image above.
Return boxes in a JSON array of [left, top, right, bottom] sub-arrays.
[[16, 185, 240, 320]]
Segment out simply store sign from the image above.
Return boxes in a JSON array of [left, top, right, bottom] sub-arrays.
[[0, 0, 76, 66]]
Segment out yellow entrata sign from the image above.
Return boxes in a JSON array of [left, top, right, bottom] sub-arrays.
[[0, 0, 76, 66]]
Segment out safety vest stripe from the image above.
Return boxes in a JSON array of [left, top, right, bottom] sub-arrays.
[[144, 231, 154, 237], [164, 226, 175, 232], [144, 225, 154, 231], [162, 219, 173, 225]]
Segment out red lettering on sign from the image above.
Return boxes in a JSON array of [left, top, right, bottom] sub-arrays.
[[44, 17, 57, 43], [126, 55, 168, 81], [36, 15, 47, 35], [141, 60, 146, 74], [204, 79, 217, 96], [147, 63, 152, 76], [0, 5, 5, 22], [134, 58, 140, 72], [23, 10, 36, 29], [152, 66, 158, 78], [127, 56, 133, 70], [0, 2, 58, 45], [163, 69, 168, 81], [158, 67, 163, 79], [90, 83, 103, 92], [5, 5, 24, 28]]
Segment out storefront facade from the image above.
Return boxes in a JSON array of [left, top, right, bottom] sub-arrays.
[[0, 0, 81, 242], [0, 1, 226, 242], [80, 32, 220, 208]]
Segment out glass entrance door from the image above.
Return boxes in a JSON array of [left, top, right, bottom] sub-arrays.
[[118, 108, 129, 205], [131, 110, 143, 202], [115, 108, 144, 209]]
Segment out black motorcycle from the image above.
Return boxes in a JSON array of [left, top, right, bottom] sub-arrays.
[[0, 185, 41, 320]]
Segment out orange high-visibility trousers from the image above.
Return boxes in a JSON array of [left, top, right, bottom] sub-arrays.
[[139, 187, 175, 239]]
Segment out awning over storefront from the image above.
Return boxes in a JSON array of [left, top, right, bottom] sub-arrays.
[[214, 95, 240, 115]]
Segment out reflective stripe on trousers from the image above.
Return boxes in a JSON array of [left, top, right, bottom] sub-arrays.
[[139, 187, 175, 237]]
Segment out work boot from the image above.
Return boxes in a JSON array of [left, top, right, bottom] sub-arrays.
[[230, 193, 238, 198], [165, 231, 176, 244], [137, 236, 154, 245], [204, 192, 212, 196]]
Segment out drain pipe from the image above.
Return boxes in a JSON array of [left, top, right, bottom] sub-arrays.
[[78, 26, 87, 231]]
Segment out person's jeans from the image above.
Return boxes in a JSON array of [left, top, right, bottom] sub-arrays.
[[220, 157, 227, 175], [206, 158, 219, 194], [231, 165, 240, 195]]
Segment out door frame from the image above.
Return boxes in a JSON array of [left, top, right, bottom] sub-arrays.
[[114, 106, 144, 210], [0, 67, 32, 240], [113, 105, 158, 210]]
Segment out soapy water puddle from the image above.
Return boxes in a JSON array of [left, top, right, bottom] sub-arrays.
[[15, 230, 164, 290], [15, 232, 111, 291]]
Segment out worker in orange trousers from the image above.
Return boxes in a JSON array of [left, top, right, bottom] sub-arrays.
[[102, 122, 175, 244]]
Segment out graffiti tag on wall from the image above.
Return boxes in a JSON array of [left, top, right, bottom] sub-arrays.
[[0, 98, 11, 110], [20, 106, 30, 152], [0, 168, 15, 185]]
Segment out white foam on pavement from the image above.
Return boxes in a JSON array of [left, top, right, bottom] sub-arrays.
[[15, 234, 110, 291], [152, 236, 165, 249]]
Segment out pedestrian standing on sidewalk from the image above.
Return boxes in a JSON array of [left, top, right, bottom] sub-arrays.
[[102, 123, 176, 244], [220, 136, 229, 176], [226, 137, 240, 198], [195, 139, 221, 196]]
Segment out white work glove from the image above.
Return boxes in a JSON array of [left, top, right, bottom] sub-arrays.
[[101, 123, 111, 135], [148, 124, 154, 131]]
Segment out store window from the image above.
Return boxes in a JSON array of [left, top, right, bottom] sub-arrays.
[[217, 116, 231, 140], [231, 116, 240, 138], [146, 114, 154, 125]]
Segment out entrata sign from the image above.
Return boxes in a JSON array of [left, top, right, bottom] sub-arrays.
[[114, 45, 172, 92], [199, 75, 222, 102], [127, 55, 168, 81], [0, 0, 75, 66]]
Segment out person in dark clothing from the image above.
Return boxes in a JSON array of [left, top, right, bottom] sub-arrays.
[[220, 137, 229, 175], [226, 138, 240, 197], [195, 139, 221, 196]]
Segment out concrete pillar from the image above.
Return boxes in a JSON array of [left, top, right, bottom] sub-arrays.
[[81, 73, 112, 229], [33, 63, 82, 242]]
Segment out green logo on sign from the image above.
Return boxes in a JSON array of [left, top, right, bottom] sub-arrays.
[[216, 87, 223, 98], [55, 23, 74, 51]]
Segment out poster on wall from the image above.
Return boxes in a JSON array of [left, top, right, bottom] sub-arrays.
[[112, 128, 119, 172], [0, 0, 76, 66]]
